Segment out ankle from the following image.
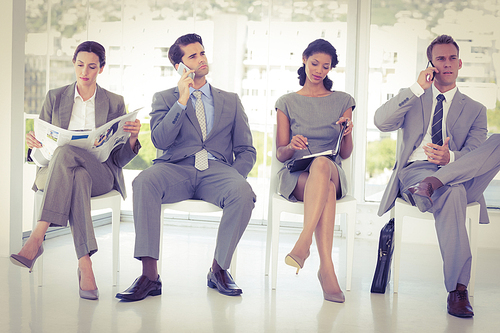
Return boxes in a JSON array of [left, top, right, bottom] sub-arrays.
[[422, 176, 443, 191], [212, 259, 223, 273]]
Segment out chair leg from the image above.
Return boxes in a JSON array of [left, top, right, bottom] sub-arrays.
[[466, 203, 480, 297], [112, 198, 121, 286], [265, 205, 273, 276], [230, 248, 237, 278], [345, 210, 355, 291], [271, 204, 281, 290], [158, 209, 165, 277], [393, 213, 403, 294]]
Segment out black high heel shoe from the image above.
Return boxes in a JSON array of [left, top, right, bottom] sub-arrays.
[[10, 244, 44, 273]]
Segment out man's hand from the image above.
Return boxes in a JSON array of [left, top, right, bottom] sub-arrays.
[[417, 66, 438, 91], [177, 67, 195, 105], [424, 137, 450, 165]]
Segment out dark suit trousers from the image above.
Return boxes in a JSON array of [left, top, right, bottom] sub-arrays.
[[38, 146, 114, 259], [398, 135, 500, 292], [132, 158, 256, 270]]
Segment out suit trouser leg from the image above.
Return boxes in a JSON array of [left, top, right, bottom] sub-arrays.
[[399, 162, 471, 292], [194, 160, 256, 270], [39, 145, 114, 259], [132, 160, 195, 260], [435, 134, 500, 187]]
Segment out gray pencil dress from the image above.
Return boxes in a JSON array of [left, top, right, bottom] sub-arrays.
[[275, 91, 356, 202]]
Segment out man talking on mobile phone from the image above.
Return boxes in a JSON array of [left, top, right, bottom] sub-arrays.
[[116, 33, 256, 301], [374, 34, 500, 318]]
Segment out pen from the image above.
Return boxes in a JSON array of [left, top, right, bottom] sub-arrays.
[[306, 143, 312, 155]]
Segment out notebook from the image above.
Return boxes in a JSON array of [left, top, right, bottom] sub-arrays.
[[286, 121, 347, 173]]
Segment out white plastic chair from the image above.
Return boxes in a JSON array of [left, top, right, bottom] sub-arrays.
[[265, 126, 357, 290], [159, 200, 238, 277], [33, 189, 122, 286], [393, 197, 480, 296]]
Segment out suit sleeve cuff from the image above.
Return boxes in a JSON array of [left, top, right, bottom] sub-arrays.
[[177, 101, 187, 110], [410, 82, 424, 97], [448, 150, 455, 164]]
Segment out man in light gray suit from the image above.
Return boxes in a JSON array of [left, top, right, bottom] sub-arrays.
[[374, 35, 494, 318], [116, 34, 256, 301]]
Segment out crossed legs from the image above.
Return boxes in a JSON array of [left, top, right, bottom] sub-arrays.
[[289, 156, 342, 294]]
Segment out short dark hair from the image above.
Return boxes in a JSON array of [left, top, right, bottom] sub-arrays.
[[298, 39, 339, 91], [427, 35, 460, 61], [73, 41, 106, 68], [168, 33, 204, 67]]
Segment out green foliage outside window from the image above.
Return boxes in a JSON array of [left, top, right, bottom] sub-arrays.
[[366, 138, 396, 178]]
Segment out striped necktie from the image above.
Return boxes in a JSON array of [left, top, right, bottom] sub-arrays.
[[431, 94, 445, 146]]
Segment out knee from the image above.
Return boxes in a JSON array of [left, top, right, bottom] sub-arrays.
[[227, 181, 256, 207], [310, 156, 332, 174], [51, 145, 80, 163]]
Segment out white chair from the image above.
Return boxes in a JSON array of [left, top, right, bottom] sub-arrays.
[[393, 197, 480, 296], [265, 126, 357, 290], [159, 200, 238, 277], [33, 189, 122, 286]]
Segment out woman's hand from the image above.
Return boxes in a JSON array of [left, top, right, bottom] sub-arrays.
[[124, 119, 141, 150], [336, 116, 354, 137], [289, 134, 309, 150], [26, 131, 42, 149]]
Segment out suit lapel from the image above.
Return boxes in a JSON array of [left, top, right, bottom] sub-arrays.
[[95, 85, 110, 127], [59, 83, 76, 129], [209, 86, 224, 140], [422, 89, 433, 137], [446, 89, 465, 134], [175, 87, 203, 138]]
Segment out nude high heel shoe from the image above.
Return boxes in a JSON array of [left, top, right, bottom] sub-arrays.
[[78, 268, 99, 300], [10, 244, 44, 273], [318, 271, 345, 303], [284, 250, 310, 274]]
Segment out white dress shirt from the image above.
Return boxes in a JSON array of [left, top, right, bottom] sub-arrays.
[[68, 85, 96, 130], [408, 82, 457, 163]]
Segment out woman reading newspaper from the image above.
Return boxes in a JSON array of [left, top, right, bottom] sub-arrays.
[[275, 39, 355, 303], [11, 41, 141, 300]]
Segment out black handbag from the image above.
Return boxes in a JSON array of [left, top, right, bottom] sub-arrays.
[[370, 218, 395, 293]]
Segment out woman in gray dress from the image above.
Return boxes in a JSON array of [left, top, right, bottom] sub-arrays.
[[275, 39, 355, 303]]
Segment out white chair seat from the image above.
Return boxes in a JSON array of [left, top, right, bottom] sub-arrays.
[[393, 197, 479, 296]]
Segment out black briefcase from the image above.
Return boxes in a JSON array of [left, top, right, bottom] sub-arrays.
[[370, 218, 395, 293]]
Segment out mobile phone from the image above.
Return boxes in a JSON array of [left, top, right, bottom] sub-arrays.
[[426, 61, 435, 81], [177, 62, 195, 79]]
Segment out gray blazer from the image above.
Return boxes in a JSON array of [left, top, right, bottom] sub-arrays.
[[374, 87, 488, 219], [33, 82, 139, 198], [150, 85, 256, 178]]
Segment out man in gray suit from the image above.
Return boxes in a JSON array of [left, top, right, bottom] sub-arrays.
[[374, 35, 494, 318], [116, 33, 256, 301]]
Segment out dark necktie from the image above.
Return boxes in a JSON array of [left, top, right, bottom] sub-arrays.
[[431, 94, 445, 146]]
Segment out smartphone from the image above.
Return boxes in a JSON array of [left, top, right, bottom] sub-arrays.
[[426, 61, 435, 81], [177, 62, 195, 80]]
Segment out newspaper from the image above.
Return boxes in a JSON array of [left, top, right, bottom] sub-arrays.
[[31, 109, 140, 167]]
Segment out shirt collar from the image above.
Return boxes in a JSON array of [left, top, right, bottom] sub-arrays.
[[189, 81, 210, 97], [74, 84, 97, 104], [432, 83, 457, 103]]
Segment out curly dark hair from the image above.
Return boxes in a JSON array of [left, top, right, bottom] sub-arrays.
[[73, 41, 106, 68], [298, 39, 339, 91], [168, 33, 204, 67]]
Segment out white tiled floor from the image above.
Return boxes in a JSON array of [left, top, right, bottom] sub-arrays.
[[2, 221, 499, 333]]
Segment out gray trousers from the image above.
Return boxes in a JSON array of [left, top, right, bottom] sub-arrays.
[[38, 145, 114, 259], [398, 134, 500, 292], [132, 158, 256, 270]]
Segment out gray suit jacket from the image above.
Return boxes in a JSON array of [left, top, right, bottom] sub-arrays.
[[150, 84, 256, 178], [374, 87, 488, 218], [34, 82, 139, 198]]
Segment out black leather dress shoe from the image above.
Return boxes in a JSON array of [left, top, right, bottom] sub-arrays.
[[116, 275, 162, 302], [447, 288, 474, 318], [207, 269, 242, 296], [407, 181, 434, 212]]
